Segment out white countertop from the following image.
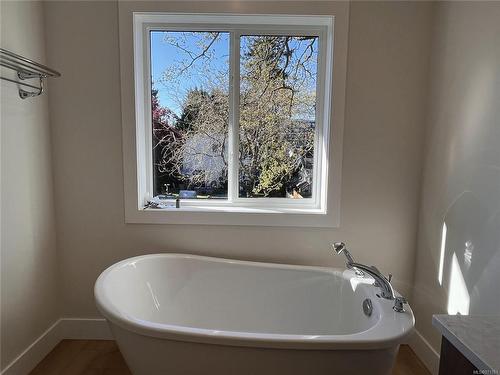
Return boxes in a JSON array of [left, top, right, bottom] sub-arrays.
[[433, 314, 500, 373]]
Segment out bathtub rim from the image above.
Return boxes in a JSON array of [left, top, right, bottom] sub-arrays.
[[94, 253, 415, 350]]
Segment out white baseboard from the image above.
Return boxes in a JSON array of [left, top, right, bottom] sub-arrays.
[[0, 320, 62, 375], [408, 329, 440, 375], [1, 318, 111, 375]]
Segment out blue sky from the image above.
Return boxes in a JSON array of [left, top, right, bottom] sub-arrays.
[[150, 31, 229, 116], [150, 31, 318, 119]]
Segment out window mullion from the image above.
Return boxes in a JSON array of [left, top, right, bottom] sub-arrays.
[[228, 31, 240, 203]]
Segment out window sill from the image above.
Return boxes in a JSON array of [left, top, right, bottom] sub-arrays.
[[145, 205, 325, 214], [125, 205, 338, 227]]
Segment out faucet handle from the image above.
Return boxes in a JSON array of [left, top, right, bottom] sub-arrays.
[[388, 274, 392, 282], [393, 296, 407, 313]]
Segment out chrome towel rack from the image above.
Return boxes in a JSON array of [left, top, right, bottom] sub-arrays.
[[0, 48, 61, 99]]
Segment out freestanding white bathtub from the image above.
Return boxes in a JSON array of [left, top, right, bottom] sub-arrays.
[[94, 254, 414, 375]]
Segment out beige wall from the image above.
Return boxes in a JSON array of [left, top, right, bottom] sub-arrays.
[[412, 1, 500, 352], [43, 0, 432, 318], [0, 1, 59, 370]]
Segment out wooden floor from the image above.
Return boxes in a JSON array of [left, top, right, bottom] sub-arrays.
[[29, 340, 430, 375], [393, 345, 431, 375]]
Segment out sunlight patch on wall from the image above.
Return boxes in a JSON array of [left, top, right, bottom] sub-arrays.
[[447, 253, 470, 315], [438, 222, 447, 285]]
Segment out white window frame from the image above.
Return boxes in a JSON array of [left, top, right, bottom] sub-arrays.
[[124, 12, 344, 227]]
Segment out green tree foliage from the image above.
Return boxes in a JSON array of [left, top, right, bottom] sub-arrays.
[[152, 88, 182, 194], [239, 35, 316, 197], [154, 86, 228, 192]]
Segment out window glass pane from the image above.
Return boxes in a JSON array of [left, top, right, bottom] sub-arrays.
[[150, 31, 230, 199], [239, 35, 318, 199]]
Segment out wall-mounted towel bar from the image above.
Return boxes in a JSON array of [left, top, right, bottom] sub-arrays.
[[0, 48, 60, 99]]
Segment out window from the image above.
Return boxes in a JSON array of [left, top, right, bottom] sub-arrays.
[[126, 12, 345, 226], [151, 31, 231, 200], [151, 30, 319, 202]]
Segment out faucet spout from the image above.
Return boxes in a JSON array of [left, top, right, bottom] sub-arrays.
[[348, 262, 395, 300]]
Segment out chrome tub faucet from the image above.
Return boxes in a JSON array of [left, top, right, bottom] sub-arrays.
[[332, 242, 407, 313]]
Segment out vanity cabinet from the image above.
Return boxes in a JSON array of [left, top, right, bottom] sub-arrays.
[[433, 315, 499, 375]]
